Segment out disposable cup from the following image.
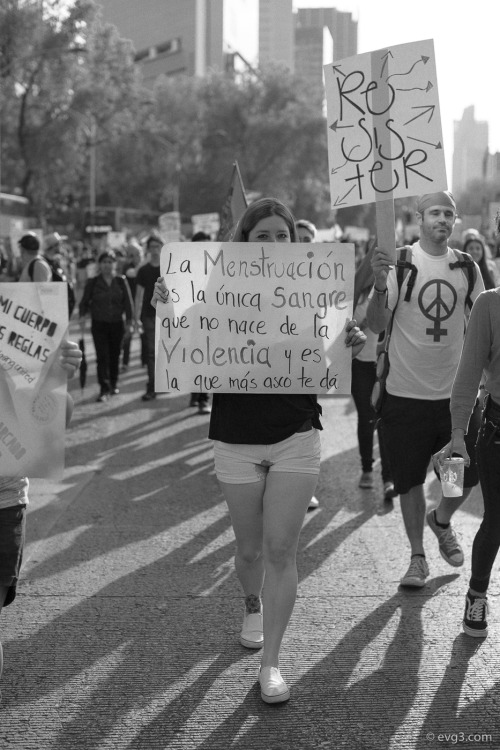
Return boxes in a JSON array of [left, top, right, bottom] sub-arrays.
[[439, 457, 465, 498]]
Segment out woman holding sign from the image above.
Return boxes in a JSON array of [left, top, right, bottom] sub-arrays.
[[152, 197, 365, 703]]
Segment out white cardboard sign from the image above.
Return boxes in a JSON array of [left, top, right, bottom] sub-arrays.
[[324, 39, 447, 208], [0, 283, 68, 478], [155, 242, 355, 394]]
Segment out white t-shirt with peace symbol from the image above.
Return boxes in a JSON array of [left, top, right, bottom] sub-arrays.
[[385, 243, 484, 400]]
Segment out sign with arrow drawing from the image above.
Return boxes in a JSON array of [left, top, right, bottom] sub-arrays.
[[324, 39, 447, 209]]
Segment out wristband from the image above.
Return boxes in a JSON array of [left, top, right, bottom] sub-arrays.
[[374, 286, 388, 295]]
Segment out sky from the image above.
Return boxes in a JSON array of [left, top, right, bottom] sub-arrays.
[[295, 0, 499, 185]]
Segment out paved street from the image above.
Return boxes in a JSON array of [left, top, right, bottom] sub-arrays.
[[1, 334, 499, 750]]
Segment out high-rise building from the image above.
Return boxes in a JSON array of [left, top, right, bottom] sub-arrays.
[[452, 106, 489, 197], [97, 0, 259, 85], [96, 1, 354, 90], [295, 25, 333, 103], [259, 0, 294, 71], [295, 6, 357, 62], [485, 151, 500, 185]]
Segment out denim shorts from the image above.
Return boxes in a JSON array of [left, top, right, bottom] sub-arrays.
[[0, 504, 26, 607], [213, 429, 321, 484]]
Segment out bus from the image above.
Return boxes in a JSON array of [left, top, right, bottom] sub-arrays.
[[83, 206, 160, 238]]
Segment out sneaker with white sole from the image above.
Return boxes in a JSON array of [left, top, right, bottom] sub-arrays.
[[308, 495, 319, 510], [426, 509, 464, 567], [240, 611, 263, 649], [463, 592, 489, 638], [259, 666, 290, 704], [400, 555, 429, 587], [383, 481, 397, 500]]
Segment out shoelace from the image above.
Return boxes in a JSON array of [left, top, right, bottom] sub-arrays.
[[437, 524, 460, 554], [407, 557, 427, 576], [467, 598, 489, 622]]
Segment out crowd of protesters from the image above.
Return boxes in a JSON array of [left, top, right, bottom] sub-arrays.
[[2, 197, 500, 706]]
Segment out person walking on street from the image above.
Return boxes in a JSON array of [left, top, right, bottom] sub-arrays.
[[367, 191, 484, 588], [462, 235, 497, 289], [188, 231, 212, 414], [0, 340, 81, 701], [43, 232, 76, 317], [79, 251, 133, 402], [17, 233, 51, 282], [352, 267, 395, 500], [296, 218, 316, 244], [152, 197, 366, 704], [437, 212, 500, 638], [120, 240, 143, 373], [135, 233, 163, 401]]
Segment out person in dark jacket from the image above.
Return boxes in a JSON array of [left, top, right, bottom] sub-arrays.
[[79, 251, 133, 402]]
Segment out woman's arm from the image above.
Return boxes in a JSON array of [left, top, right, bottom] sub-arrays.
[[438, 293, 492, 464]]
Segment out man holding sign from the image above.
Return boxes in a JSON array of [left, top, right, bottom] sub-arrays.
[[152, 197, 366, 704], [367, 191, 484, 588]]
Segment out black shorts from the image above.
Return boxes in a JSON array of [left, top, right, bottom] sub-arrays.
[[380, 394, 480, 496], [0, 505, 26, 607]]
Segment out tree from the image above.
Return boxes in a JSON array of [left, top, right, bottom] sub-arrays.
[[97, 64, 334, 226], [0, 0, 145, 227]]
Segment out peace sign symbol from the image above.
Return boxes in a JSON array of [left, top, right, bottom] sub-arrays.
[[418, 279, 457, 342]]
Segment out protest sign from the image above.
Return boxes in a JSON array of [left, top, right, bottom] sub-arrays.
[[155, 242, 355, 395], [0, 283, 68, 478], [324, 39, 447, 209], [192, 213, 220, 239], [159, 212, 181, 242]]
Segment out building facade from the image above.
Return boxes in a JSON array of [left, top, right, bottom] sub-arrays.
[[259, 0, 294, 71], [97, 0, 260, 84], [295, 6, 357, 62], [452, 106, 489, 197]]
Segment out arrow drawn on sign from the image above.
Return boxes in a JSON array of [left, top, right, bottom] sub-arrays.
[[380, 50, 394, 79], [333, 184, 356, 206], [332, 64, 345, 77], [330, 145, 360, 173], [403, 104, 436, 126], [408, 136, 442, 149], [329, 120, 354, 132], [397, 81, 434, 93], [386, 55, 429, 82]]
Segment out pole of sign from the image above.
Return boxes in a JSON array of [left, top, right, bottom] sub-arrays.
[[371, 49, 396, 263]]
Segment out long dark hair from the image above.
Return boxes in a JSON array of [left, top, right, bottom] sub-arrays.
[[232, 198, 299, 242], [463, 236, 496, 290]]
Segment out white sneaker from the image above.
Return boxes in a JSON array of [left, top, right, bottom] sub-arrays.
[[240, 611, 263, 649], [259, 666, 290, 703]]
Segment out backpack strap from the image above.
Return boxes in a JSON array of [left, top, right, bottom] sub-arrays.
[[395, 246, 418, 302], [27, 259, 36, 281], [449, 249, 477, 311], [374, 246, 414, 355]]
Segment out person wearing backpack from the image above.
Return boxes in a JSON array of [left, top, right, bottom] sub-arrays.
[[43, 232, 76, 317], [367, 191, 485, 588], [17, 233, 52, 282]]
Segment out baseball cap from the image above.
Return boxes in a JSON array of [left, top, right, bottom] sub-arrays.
[[18, 232, 40, 252]]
